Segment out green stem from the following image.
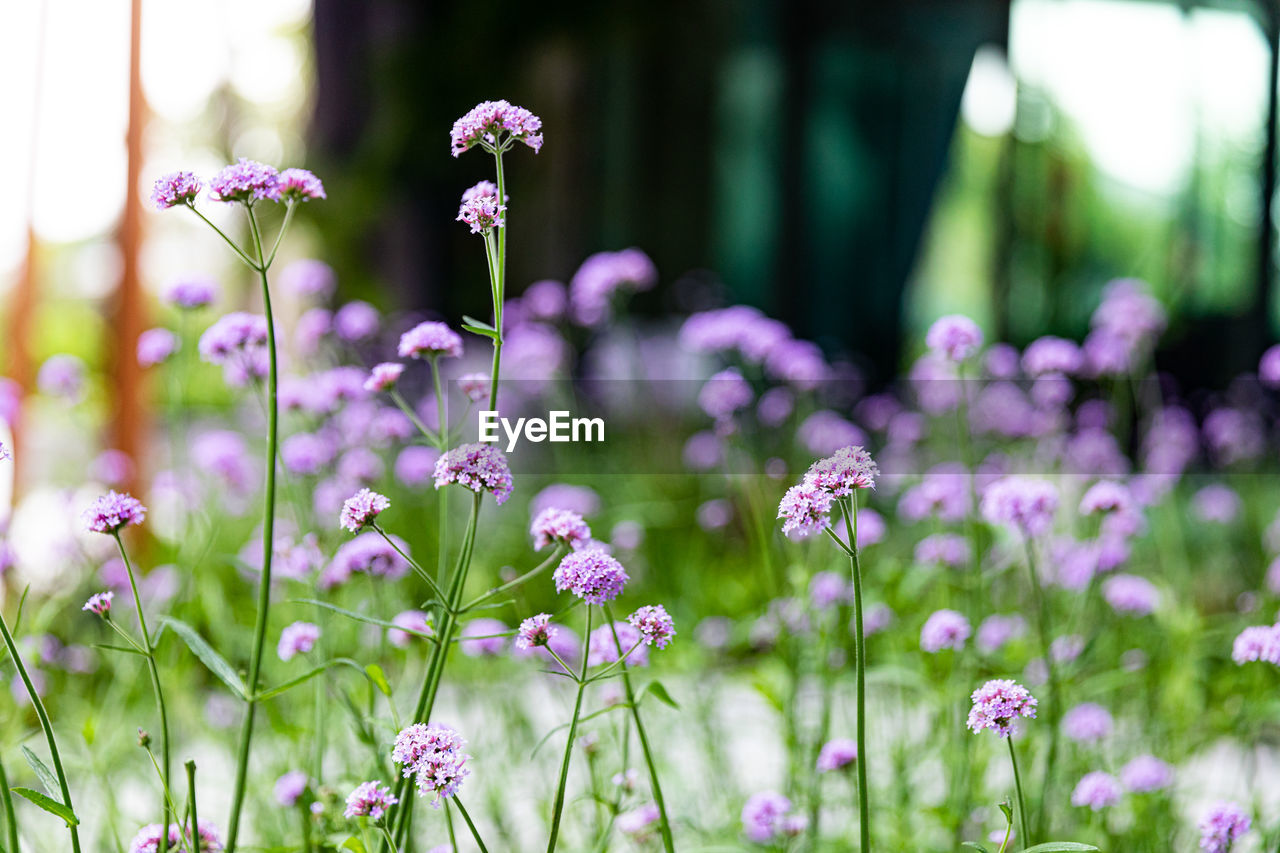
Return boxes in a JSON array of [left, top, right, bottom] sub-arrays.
[[0, 750, 20, 853], [388, 389, 441, 447], [114, 534, 173, 853], [487, 151, 507, 411], [186, 760, 200, 843], [225, 204, 283, 853], [460, 546, 564, 613], [546, 606, 593, 852], [843, 495, 871, 853], [371, 524, 446, 602], [185, 203, 259, 271], [602, 604, 675, 853], [1008, 737, 1032, 849], [453, 797, 490, 853], [0, 611, 81, 853]]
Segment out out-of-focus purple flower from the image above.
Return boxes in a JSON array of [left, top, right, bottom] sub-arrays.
[[1022, 336, 1083, 376], [457, 195, 506, 234], [698, 368, 753, 420], [1204, 408, 1265, 466], [392, 723, 470, 805], [914, 533, 969, 568], [275, 770, 310, 807], [333, 301, 380, 342], [629, 605, 675, 649], [850, 508, 885, 548], [295, 307, 332, 354], [280, 259, 335, 299], [1260, 344, 1280, 388], [151, 171, 202, 209], [1233, 624, 1280, 665], [515, 613, 555, 650], [532, 484, 601, 518], [1079, 480, 1133, 517], [164, 275, 218, 310], [209, 158, 281, 203], [137, 328, 179, 368], [278, 168, 326, 202], [976, 614, 1026, 654], [457, 372, 489, 402], [37, 354, 86, 401], [1062, 702, 1113, 743], [797, 411, 866, 457], [1063, 429, 1129, 478], [756, 387, 794, 427], [1071, 771, 1121, 810], [339, 488, 390, 533], [741, 791, 803, 843], [395, 446, 441, 487], [1199, 801, 1250, 852], [277, 621, 320, 662], [192, 431, 255, 496], [83, 591, 114, 616], [362, 363, 403, 393], [434, 443, 513, 504], [588, 621, 650, 667], [778, 482, 834, 539], [459, 618, 508, 656], [322, 532, 411, 588], [1102, 574, 1159, 615], [984, 343, 1020, 378], [1092, 278, 1166, 350], [388, 610, 433, 648], [531, 507, 591, 550], [617, 803, 660, 838], [910, 353, 960, 414], [1192, 484, 1242, 524], [568, 248, 657, 326], [199, 312, 269, 386], [1142, 406, 1199, 476], [1051, 634, 1084, 663], [554, 549, 628, 604], [522, 280, 567, 321], [969, 381, 1043, 439], [399, 321, 464, 360], [967, 678, 1037, 737], [862, 602, 894, 636], [279, 432, 332, 476], [83, 491, 147, 534], [128, 820, 222, 853], [450, 99, 543, 157], [898, 463, 970, 523], [502, 322, 567, 382], [1120, 755, 1174, 793], [809, 571, 850, 609], [925, 314, 983, 362], [981, 477, 1059, 537], [337, 447, 384, 484], [816, 738, 858, 772], [343, 780, 398, 820], [696, 499, 733, 531], [91, 449, 134, 487], [921, 609, 970, 652], [683, 431, 723, 471]]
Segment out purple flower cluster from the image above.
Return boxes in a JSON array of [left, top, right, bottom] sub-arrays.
[[1062, 702, 1113, 743], [588, 621, 649, 667], [967, 679, 1037, 737], [339, 488, 390, 532], [1120, 754, 1174, 792], [198, 312, 269, 386], [1232, 623, 1280, 665], [554, 548, 629, 604], [1102, 574, 1160, 615], [83, 591, 114, 616], [278, 168, 326, 201], [1071, 771, 1121, 811], [321, 532, 411, 588], [391, 723, 470, 805], [128, 820, 222, 853], [83, 491, 147, 534], [921, 609, 970, 652], [628, 605, 675, 649], [980, 476, 1059, 537], [399, 321, 464, 360], [165, 275, 218, 310], [277, 622, 320, 662], [1199, 801, 1250, 852], [816, 738, 858, 772], [343, 780, 398, 820], [777, 483, 835, 539], [364, 362, 404, 392], [778, 445, 879, 539], [457, 195, 506, 234], [450, 99, 544, 157], [389, 610, 433, 648], [515, 613, 555, 650], [208, 158, 281, 203], [530, 507, 591, 550], [925, 314, 984, 362], [741, 791, 807, 843], [275, 770, 309, 806], [568, 248, 658, 326], [150, 171, 202, 210], [137, 328, 179, 368], [433, 443, 513, 504]]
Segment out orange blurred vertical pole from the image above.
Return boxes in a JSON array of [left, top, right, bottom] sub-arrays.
[[112, 0, 147, 491]]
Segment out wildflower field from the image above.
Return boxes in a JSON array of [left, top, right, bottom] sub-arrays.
[[1, 99, 1278, 853]]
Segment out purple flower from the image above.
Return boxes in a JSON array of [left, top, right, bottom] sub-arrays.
[[522, 279, 567, 321], [925, 314, 984, 361], [628, 605, 675, 649], [809, 572, 850, 609], [554, 548, 628, 604], [741, 791, 803, 843], [921, 609, 970, 653], [568, 248, 658, 326], [1022, 336, 1083, 376], [1193, 484, 1241, 524], [617, 803, 660, 838], [804, 445, 879, 495], [515, 613, 555, 650], [280, 259, 336, 298], [83, 491, 147, 534], [433, 443, 513, 504], [0, 441, 8, 462], [914, 533, 970, 568], [340, 488, 390, 532], [531, 484, 601, 518], [398, 321, 464, 360], [392, 723, 470, 805], [1062, 702, 1113, 743], [1079, 480, 1133, 517], [531, 507, 591, 550], [457, 195, 506, 234], [388, 610, 433, 648], [459, 618, 508, 656], [343, 780, 398, 820], [450, 99, 543, 157], [976, 614, 1026, 653], [1199, 801, 1250, 852], [137, 328, 179, 368], [277, 621, 320, 662], [458, 372, 489, 402], [899, 464, 971, 523], [128, 820, 222, 853], [37, 354, 85, 401], [1120, 755, 1174, 793], [698, 368, 754, 420], [275, 770, 310, 806], [683, 431, 723, 471], [164, 275, 219, 309], [1232, 624, 1280, 665], [322, 532, 411, 588], [1071, 771, 1122, 810], [278, 168, 326, 201], [82, 591, 114, 616], [364, 363, 404, 393], [816, 738, 858, 772], [777, 483, 833, 539], [151, 171, 202, 209], [981, 477, 1059, 537], [1102, 574, 1159, 615], [280, 433, 333, 476], [209, 158, 281, 203], [588, 621, 650, 667], [198, 312, 268, 378], [395, 446, 441, 487], [967, 678, 1037, 737], [333, 301, 381, 342], [1260, 343, 1280, 388]]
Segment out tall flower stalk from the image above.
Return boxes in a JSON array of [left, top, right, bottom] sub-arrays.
[[546, 605, 594, 852], [966, 678, 1038, 849]]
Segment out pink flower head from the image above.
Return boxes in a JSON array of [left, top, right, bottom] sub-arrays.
[[83, 591, 114, 616], [967, 678, 1037, 737], [1199, 801, 1250, 852], [343, 780, 398, 820], [1062, 702, 1113, 743], [1232, 624, 1280, 665], [531, 507, 591, 550], [458, 372, 488, 402], [340, 488, 390, 532], [1071, 771, 1122, 811], [388, 610, 433, 648], [165, 275, 219, 310], [137, 328, 179, 368], [628, 604, 675, 649], [1022, 336, 1084, 376], [816, 738, 858, 772], [1079, 480, 1133, 516], [151, 171, 202, 210], [433, 443, 513, 503], [554, 548, 628, 604], [921, 609, 970, 653], [741, 791, 801, 843], [391, 723, 470, 806], [398, 321, 464, 360], [198, 312, 269, 386], [208, 158, 281, 203], [277, 621, 320, 662], [1102, 574, 1159, 615], [777, 482, 834, 539], [457, 195, 506, 234], [804, 446, 879, 496], [364, 362, 404, 393], [128, 820, 222, 853], [277, 168, 326, 201], [1260, 344, 1280, 388], [275, 770, 310, 807], [1120, 755, 1174, 793], [83, 491, 147, 534], [925, 314, 984, 362], [450, 99, 544, 157], [515, 613, 555, 650], [981, 477, 1059, 537]]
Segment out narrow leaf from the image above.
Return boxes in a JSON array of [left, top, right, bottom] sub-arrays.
[[11, 787, 78, 826], [462, 315, 497, 333], [20, 747, 58, 798], [161, 618, 246, 698], [961, 844, 991, 852], [637, 680, 680, 709], [1022, 844, 1100, 852], [92, 643, 145, 657], [365, 664, 391, 697], [461, 324, 498, 340]]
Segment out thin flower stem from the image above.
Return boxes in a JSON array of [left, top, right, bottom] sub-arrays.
[[453, 797, 490, 853], [583, 641, 643, 684], [841, 495, 871, 853], [371, 523, 446, 602], [0, 750, 20, 852], [186, 760, 200, 844], [225, 203, 285, 853], [486, 150, 507, 411], [602, 604, 675, 853], [185, 203, 258, 270], [459, 546, 565, 613], [0, 610, 81, 853], [388, 389, 441, 448], [378, 825, 397, 851], [1022, 534, 1060, 839], [264, 201, 297, 268], [113, 533, 173, 853], [547, 605, 594, 853], [431, 354, 449, 447], [1008, 737, 1032, 849]]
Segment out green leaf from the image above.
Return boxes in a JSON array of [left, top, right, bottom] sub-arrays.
[[461, 315, 498, 337], [11, 787, 78, 826], [1022, 844, 1100, 852], [256, 658, 371, 701], [340, 836, 367, 853], [365, 664, 391, 697], [637, 680, 680, 709], [21, 747, 58, 798], [998, 800, 1013, 823], [161, 618, 246, 699], [13, 587, 30, 636], [92, 642, 145, 657], [961, 844, 991, 852]]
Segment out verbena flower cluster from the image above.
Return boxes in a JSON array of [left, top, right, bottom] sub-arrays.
[[554, 548, 629, 604], [967, 679, 1037, 737], [433, 443, 513, 503], [83, 491, 147, 534], [392, 723, 470, 806], [450, 99, 544, 157]]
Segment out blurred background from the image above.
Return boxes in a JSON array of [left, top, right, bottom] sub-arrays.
[[3, 0, 1280, 460]]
